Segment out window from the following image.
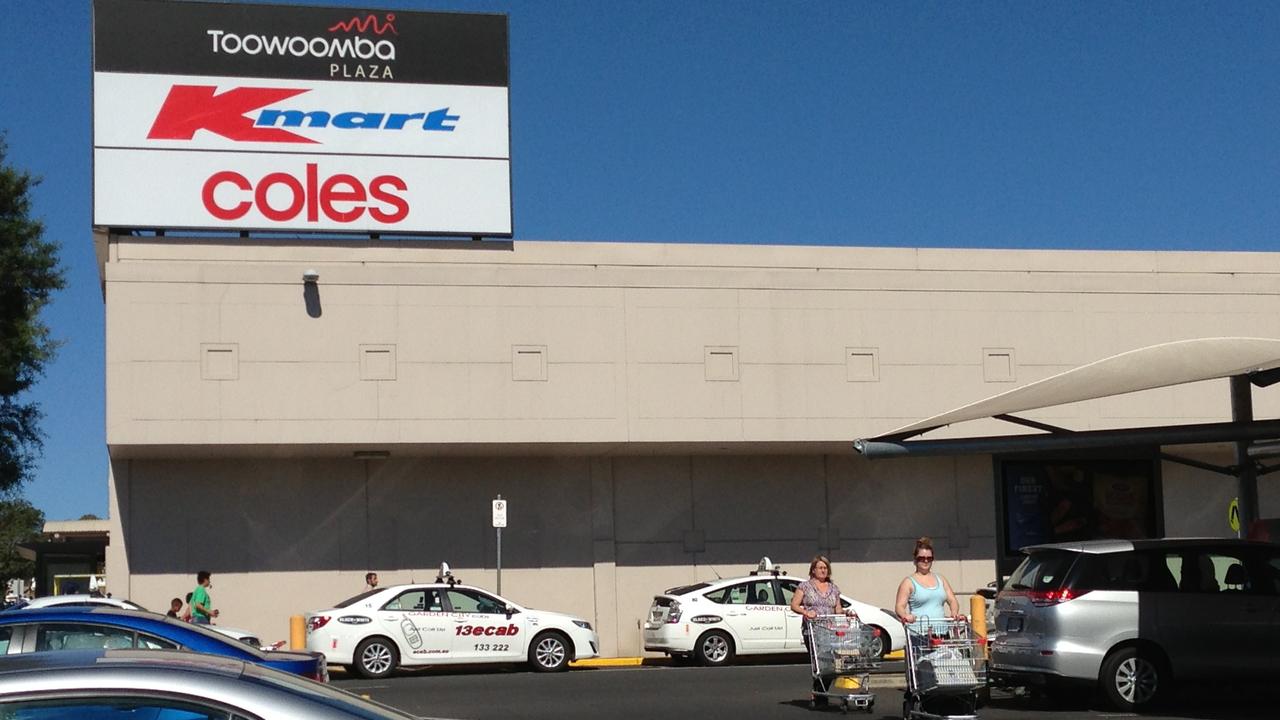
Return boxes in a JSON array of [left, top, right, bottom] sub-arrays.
[[1008, 550, 1078, 591], [1260, 553, 1280, 596], [335, 589, 382, 609], [777, 580, 798, 607], [137, 632, 179, 650], [36, 624, 137, 651], [445, 590, 505, 614], [0, 627, 10, 654], [703, 584, 752, 605], [744, 581, 777, 605], [382, 590, 443, 612], [0, 697, 233, 720]]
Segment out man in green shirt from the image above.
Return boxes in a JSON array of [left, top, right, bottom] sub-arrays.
[[190, 570, 219, 624]]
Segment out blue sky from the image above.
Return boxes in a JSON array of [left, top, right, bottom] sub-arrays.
[[2, 1, 1279, 520]]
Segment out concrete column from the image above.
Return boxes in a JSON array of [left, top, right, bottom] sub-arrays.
[[590, 457, 620, 657], [104, 461, 131, 600]]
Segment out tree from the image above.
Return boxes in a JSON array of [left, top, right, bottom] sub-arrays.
[[0, 497, 43, 587], [0, 134, 65, 494]]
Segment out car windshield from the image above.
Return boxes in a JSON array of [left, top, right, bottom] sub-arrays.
[[1008, 550, 1077, 591], [334, 590, 382, 609], [243, 663, 417, 719]]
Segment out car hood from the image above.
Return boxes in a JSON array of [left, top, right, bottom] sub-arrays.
[[522, 608, 589, 626]]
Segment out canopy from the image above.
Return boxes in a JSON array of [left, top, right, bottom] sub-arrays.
[[876, 337, 1280, 440]]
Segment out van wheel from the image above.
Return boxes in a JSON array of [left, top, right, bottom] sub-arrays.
[[694, 630, 735, 667], [353, 637, 398, 679], [1099, 646, 1162, 711]]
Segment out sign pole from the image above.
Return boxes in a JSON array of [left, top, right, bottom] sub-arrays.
[[492, 495, 507, 594]]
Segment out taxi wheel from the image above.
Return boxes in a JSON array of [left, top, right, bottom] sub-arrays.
[[867, 627, 888, 659], [694, 630, 735, 667], [529, 631, 571, 672], [354, 637, 399, 679]]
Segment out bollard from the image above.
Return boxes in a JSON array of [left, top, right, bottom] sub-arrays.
[[290, 615, 306, 650], [969, 595, 987, 638], [970, 594, 989, 660]]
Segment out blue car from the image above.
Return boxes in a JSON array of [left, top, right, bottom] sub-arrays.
[[0, 607, 327, 682]]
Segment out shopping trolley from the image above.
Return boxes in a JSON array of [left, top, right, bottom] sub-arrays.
[[902, 617, 987, 720], [806, 614, 880, 713]]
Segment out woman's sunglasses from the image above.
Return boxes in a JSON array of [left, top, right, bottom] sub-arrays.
[[915, 556, 934, 562]]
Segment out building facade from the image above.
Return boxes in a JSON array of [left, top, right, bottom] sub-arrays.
[[101, 234, 1280, 655]]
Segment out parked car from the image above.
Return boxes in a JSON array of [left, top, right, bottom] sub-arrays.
[[6, 594, 148, 612], [990, 538, 1280, 711], [0, 607, 327, 682], [643, 558, 906, 666], [5, 594, 267, 648], [306, 565, 599, 678], [0, 649, 415, 719]]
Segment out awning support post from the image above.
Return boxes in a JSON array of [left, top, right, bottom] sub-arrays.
[[1231, 374, 1260, 537]]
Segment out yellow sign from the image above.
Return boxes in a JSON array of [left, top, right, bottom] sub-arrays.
[[1229, 498, 1240, 532]]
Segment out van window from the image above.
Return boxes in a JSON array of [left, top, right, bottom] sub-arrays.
[[1074, 551, 1178, 592], [1008, 550, 1076, 591]]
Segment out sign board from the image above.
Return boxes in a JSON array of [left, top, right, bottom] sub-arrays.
[[1229, 497, 1240, 532], [92, 0, 511, 236], [492, 498, 507, 528]]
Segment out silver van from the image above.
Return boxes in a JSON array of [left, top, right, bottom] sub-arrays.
[[990, 538, 1280, 711]]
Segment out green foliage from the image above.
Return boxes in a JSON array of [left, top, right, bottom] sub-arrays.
[[0, 134, 65, 494], [0, 497, 43, 585]]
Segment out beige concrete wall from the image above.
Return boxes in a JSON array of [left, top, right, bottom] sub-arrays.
[[99, 237, 1280, 656], [103, 238, 1280, 450]]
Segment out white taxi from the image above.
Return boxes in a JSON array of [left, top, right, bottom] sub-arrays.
[[305, 565, 599, 678], [643, 558, 906, 666]]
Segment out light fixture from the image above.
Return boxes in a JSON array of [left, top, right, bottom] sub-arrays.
[[353, 450, 390, 460], [303, 269, 320, 283]]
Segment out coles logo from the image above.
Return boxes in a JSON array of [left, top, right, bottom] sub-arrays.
[[454, 624, 519, 637], [202, 163, 408, 225]]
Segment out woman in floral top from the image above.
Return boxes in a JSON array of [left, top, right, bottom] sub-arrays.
[[789, 555, 858, 706]]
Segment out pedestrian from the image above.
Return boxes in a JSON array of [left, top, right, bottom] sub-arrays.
[[190, 570, 220, 625], [166, 597, 183, 618], [365, 572, 379, 591], [789, 554, 857, 707], [894, 537, 960, 644]]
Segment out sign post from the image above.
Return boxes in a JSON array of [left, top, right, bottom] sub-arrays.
[[492, 495, 507, 594]]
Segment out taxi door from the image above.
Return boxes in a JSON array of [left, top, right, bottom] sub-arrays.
[[778, 579, 807, 650], [445, 588, 527, 662], [720, 580, 786, 651], [376, 588, 451, 662]]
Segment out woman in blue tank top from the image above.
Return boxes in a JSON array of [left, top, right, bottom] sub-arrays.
[[894, 536, 959, 635]]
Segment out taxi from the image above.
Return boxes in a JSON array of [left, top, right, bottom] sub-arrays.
[[643, 558, 906, 666], [305, 565, 599, 678]]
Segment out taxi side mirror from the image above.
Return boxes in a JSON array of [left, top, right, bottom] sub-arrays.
[[505, 604, 515, 619]]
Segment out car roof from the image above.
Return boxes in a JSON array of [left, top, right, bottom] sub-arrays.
[[660, 572, 797, 597], [1023, 537, 1274, 554], [21, 594, 138, 607], [0, 648, 247, 677]]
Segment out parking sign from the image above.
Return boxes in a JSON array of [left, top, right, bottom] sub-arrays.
[[492, 498, 507, 528]]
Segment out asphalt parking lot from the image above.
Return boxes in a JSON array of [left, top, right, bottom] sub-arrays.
[[333, 662, 1276, 720]]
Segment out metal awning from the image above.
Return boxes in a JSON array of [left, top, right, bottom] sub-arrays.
[[851, 337, 1280, 536]]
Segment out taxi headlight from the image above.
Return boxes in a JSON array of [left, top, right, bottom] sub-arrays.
[[572, 620, 593, 631]]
